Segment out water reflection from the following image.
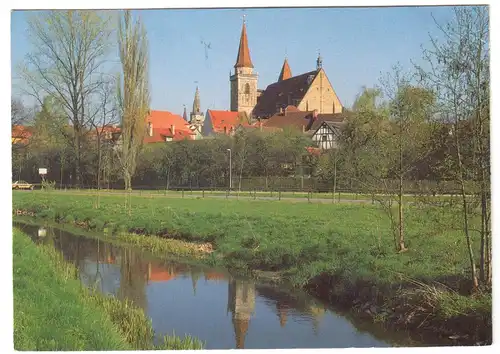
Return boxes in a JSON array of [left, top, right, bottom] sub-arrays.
[[16, 222, 414, 348], [228, 279, 255, 348]]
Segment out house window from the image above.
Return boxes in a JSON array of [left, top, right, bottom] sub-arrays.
[[244, 83, 250, 94], [322, 135, 327, 142]]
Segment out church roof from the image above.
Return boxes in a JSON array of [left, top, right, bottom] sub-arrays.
[[278, 58, 292, 81], [234, 22, 254, 68], [252, 70, 319, 117]]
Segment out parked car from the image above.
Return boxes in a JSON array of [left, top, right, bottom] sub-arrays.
[[12, 180, 34, 190]]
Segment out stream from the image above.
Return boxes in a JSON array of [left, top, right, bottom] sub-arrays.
[[14, 221, 423, 349]]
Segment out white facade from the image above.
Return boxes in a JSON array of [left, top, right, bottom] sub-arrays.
[[312, 122, 340, 150]]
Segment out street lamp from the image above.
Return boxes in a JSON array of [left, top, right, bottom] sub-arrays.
[[227, 148, 232, 190]]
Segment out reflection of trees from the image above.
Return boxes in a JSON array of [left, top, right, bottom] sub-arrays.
[[227, 278, 255, 349], [117, 247, 149, 312]]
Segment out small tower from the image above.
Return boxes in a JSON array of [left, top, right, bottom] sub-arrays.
[[182, 106, 188, 121], [189, 86, 205, 124], [316, 51, 323, 71], [278, 58, 292, 82], [230, 17, 258, 116]]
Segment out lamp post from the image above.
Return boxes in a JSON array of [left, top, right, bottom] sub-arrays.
[[227, 148, 232, 190]]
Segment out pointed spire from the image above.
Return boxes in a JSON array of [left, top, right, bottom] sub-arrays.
[[316, 50, 323, 71], [183, 106, 188, 121], [233, 317, 249, 349], [278, 58, 292, 82], [192, 86, 201, 114], [234, 20, 254, 68]]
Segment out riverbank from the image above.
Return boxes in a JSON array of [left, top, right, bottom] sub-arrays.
[[12, 228, 204, 350], [12, 191, 491, 345]]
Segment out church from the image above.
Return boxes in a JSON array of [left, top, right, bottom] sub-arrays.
[[229, 19, 345, 119]]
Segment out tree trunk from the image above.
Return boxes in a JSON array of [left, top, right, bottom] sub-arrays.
[[96, 137, 102, 208], [332, 152, 337, 204], [398, 121, 407, 252], [455, 125, 479, 291]]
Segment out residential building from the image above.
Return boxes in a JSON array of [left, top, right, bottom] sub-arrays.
[[311, 120, 343, 150], [203, 110, 251, 136], [143, 110, 196, 143]]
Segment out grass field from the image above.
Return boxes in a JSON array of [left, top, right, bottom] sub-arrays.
[[13, 190, 479, 286], [12, 227, 203, 350]]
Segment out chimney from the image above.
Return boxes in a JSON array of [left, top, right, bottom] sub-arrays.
[[148, 122, 153, 137], [171, 124, 175, 136], [313, 109, 318, 119]]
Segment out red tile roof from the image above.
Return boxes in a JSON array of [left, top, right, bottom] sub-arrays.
[[144, 110, 195, 143], [207, 110, 251, 134], [11, 125, 33, 145], [234, 22, 253, 68]]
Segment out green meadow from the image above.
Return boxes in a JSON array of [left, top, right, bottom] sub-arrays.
[[13, 190, 481, 287], [12, 227, 203, 350]]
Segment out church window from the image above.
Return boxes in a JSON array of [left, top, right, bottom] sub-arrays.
[[244, 83, 250, 94]]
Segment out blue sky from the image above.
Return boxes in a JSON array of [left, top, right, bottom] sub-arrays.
[[11, 6, 456, 115]]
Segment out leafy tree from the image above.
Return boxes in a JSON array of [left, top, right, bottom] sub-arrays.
[[116, 10, 150, 196]]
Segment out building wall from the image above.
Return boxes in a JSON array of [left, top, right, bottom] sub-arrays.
[[230, 69, 258, 115], [298, 69, 343, 114], [312, 124, 338, 150]]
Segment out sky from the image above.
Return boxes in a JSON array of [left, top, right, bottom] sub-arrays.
[[10, 6, 457, 116]]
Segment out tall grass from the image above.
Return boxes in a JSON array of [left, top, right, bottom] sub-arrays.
[[13, 228, 204, 350]]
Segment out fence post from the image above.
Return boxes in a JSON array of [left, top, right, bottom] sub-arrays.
[[254, 188, 256, 200], [202, 189, 205, 198], [307, 190, 311, 203], [279, 189, 281, 201]]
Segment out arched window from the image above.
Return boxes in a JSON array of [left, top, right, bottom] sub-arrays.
[[244, 83, 250, 95]]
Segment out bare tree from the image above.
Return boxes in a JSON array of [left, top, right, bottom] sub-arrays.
[[116, 10, 150, 200], [90, 77, 119, 207], [18, 10, 114, 186], [416, 6, 490, 290]]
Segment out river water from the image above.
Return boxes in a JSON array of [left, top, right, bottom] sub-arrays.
[[15, 221, 421, 349]]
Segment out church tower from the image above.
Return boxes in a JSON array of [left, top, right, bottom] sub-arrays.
[[189, 86, 205, 139], [230, 18, 258, 116], [190, 86, 204, 124]]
